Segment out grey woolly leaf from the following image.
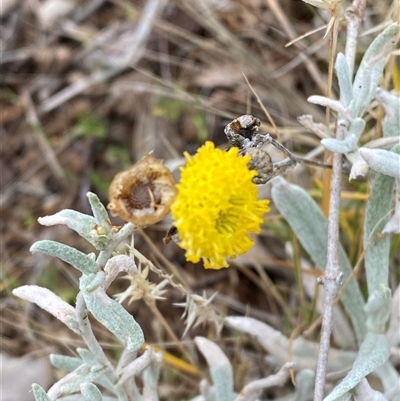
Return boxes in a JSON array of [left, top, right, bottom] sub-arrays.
[[118, 347, 154, 384], [37, 207, 113, 251], [353, 378, 388, 401], [375, 88, 400, 138], [104, 254, 138, 289], [143, 352, 163, 392], [271, 177, 367, 343], [83, 271, 106, 292], [143, 387, 160, 401], [349, 152, 370, 181], [80, 382, 102, 401], [55, 397, 117, 401], [12, 285, 80, 334], [383, 119, 400, 142], [94, 374, 115, 392], [225, 316, 289, 363], [382, 188, 400, 234], [321, 135, 358, 153], [32, 384, 52, 401], [374, 361, 400, 393], [348, 118, 366, 141], [386, 285, 400, 346], [352, 63, 371, 117], [307, 95, 348, 115], [364, 286, 392, 333], [193, 380, 214, 401], [77, 348, 98, 366], [235, 362, 293, 401], [297, 114, 334, 139], [323, 333, 390, 401], [50, 354, 83, 372], [30, 240, 100, 275], [335, 53, 353, 106], [359, 148, 400, 178], [87, 192, 112, 228], [375, 88, 400, 121], [225, 316, 356, 371], [352, 23, 400, 117], [293, 369, 315, 401], [363, 137, 400, 150], [81, 276, 144, 351], [49, 364, 105, 398], [38, 210, 96, 238], [303, 268, 356, 348], [363, 150, 397, 294], [329, 395, 352, 401], [120, 375, 142, 401], [195, 337, 234, 401], [74, 192, 115, 250], [383, 160, 400, 235], [74, 349, 115, 392], [112, 222, 137, 242]]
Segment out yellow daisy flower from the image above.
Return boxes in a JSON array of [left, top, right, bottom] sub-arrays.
[[171, 141, 270, 269]]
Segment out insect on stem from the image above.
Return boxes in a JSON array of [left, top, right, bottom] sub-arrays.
[[225, 115, 332, 184]]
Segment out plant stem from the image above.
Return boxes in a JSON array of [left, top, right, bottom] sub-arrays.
[[96, 223, 137, 267], [75, 293, 129, 401], [313, 1, 367, 400], [313, 143, 343, 401], [75, 293, 113, 368]]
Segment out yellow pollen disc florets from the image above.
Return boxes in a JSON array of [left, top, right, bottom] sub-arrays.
[[171, 141, 270, 269]]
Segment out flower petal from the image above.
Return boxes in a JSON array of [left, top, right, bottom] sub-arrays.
[[171, 141, 270, 269]]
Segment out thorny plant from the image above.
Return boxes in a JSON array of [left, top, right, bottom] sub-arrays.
[[11, 2, 400, 401]]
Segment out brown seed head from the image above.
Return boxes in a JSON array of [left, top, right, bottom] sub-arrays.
[[108, 154, 177, 226]]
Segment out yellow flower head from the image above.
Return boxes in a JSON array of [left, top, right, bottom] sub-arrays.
[[171, 141, 270, 269]]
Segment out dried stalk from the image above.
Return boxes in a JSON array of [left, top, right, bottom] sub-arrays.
[[313, 1, 367, 400]]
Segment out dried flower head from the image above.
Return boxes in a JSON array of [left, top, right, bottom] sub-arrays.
[[115, 264, 168, 304], [108, 154, 177, 226], [171, 141, 270, 269], [175, 291, 223, 337]]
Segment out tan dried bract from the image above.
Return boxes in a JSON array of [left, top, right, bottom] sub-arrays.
[[108, 154, 177, 226]]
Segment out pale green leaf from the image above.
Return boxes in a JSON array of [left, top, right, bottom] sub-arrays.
[[30, 240, 100, 275], [271, 177, 367, 343], [87, 192, 112, 229], [323, 333, 390, 401], [195, 337, 234, 401], [375, 88, 400, 138], [81, 276, 144, 352], [50, 354, 82, 372], [335, 53, 353, 107], [359, 148, 400, 178], [32, 384, 52, 401], [352, 23, 400, 117], [81, 382, 103, 401], [363, 147, 399, 294]]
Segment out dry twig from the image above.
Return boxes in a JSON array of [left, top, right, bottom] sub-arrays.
[[313, 1, 367, 400]]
